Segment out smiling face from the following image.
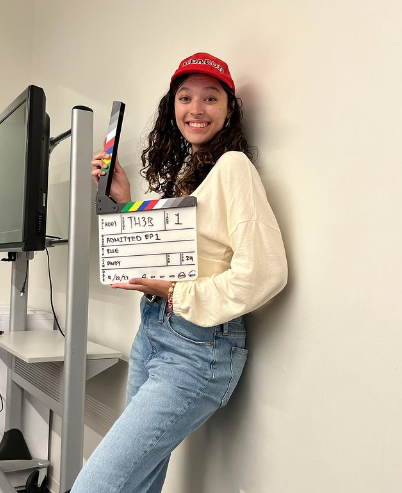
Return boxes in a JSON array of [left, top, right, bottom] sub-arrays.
[[174, 74, 233, 152]]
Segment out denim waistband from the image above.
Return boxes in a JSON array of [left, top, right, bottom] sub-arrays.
[[143, 294, 245, 334]]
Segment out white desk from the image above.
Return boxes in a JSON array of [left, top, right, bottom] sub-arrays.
[[0, 330, 122, 418], [0, 330, 122, 363]]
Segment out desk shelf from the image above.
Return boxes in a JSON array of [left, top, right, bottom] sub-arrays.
[[0, 330, 122, 364], [0, 330, 122, 419]]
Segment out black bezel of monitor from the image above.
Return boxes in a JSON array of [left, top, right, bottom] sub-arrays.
[[0, 85, 50, 252]]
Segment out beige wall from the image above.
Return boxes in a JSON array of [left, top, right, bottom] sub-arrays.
[[0, 0, 34, 103], [0, 0, 35, 302], [1, 0, 401, 491]]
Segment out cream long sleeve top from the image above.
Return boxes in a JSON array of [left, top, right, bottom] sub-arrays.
[[172, 151, 288, 327]]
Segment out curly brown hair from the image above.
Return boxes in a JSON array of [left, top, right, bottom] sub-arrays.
[[140, 75, 255, 198]]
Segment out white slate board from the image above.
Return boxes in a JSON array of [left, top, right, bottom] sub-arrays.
[[98, 202, 198, 284]]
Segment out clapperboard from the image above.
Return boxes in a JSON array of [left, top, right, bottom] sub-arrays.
[[96, 101, 198, 284]]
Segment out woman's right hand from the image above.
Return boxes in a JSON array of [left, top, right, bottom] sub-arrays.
[[91, 138, 132, 203]]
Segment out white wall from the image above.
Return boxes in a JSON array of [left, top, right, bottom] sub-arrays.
[[0, 0, 35, 303], [0, 0, 34, 102], [1, 0, 401, 492]]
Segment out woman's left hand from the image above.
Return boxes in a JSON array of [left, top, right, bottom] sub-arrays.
[[111, 278, 172, 298]]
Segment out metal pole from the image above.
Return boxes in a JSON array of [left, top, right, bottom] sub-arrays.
[[59, 106, 93, 493], [5, 251, 32, 431]]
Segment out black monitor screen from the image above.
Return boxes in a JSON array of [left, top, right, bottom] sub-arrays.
[[0, 101, 27, 245], [0, 85, 49, 251]]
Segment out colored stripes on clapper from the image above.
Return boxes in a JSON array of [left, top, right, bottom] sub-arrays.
[[102, 101, 123, 170], [121, 196, 195, 212]]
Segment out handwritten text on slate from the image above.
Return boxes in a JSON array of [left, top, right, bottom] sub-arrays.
[[98, 207, 198, 284]]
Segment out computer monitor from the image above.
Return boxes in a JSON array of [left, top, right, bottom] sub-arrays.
[[0, 85, 50, 251]]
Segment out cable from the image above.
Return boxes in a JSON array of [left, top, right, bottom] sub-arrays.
[[45, 247, 65, 337], [20, 258, 29, 296]]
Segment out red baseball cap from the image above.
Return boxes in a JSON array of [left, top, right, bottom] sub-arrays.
[[170, 52, 236, 94]]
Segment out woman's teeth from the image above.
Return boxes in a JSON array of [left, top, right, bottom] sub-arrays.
[[188, 122, 209, 128]]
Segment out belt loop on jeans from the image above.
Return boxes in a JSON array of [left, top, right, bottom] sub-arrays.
[[223, 322, 229, 335], [159, 297, 168, 323]]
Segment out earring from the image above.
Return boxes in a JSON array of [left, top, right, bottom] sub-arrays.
[[224, 118, 231, 128]]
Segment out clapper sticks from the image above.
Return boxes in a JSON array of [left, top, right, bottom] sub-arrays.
[[96, 101, 198, 284]]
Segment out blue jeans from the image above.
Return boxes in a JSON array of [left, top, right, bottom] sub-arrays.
[[71, 295, 248, 493]]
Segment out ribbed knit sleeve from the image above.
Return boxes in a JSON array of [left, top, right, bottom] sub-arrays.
[[172, 151, 288, 327]]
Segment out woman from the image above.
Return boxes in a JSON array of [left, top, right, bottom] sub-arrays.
[[71, 52, 287, 493]]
